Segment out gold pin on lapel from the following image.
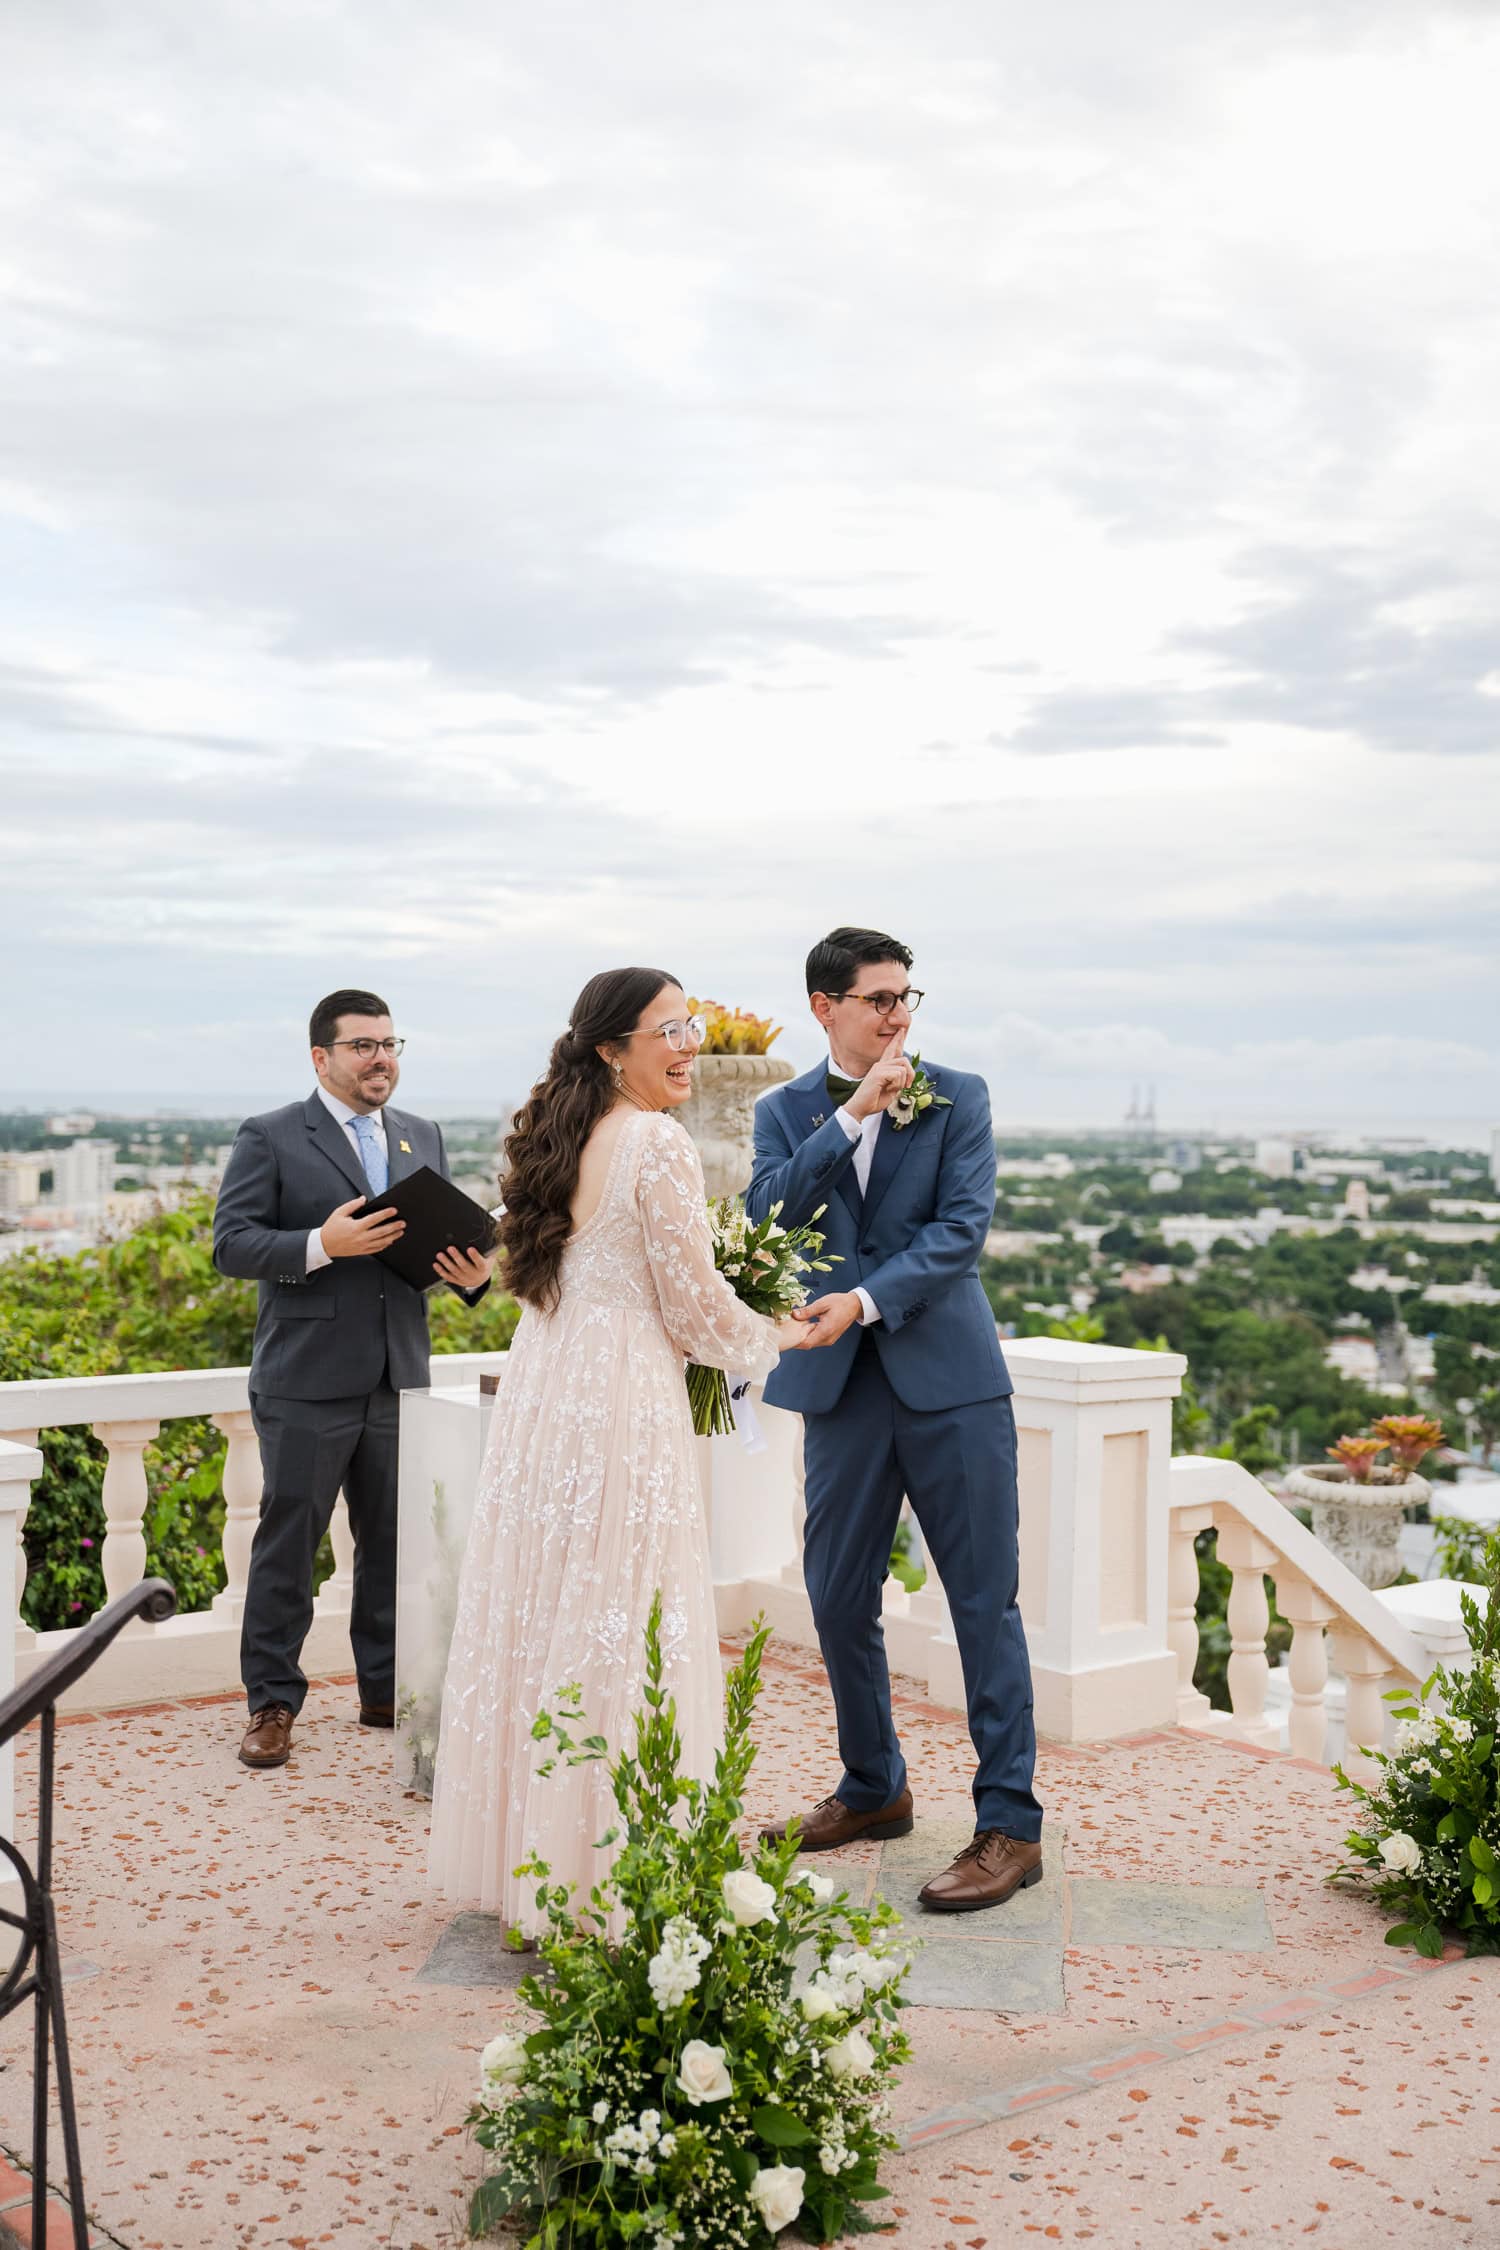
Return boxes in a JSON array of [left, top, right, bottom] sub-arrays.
[[399, 1139, 412, 1153]]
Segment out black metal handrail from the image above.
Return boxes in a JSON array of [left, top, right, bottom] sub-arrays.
[[0, 1577, 177, 2249]]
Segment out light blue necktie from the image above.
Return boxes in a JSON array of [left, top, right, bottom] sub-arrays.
[[350, 1112, 389, 1195]]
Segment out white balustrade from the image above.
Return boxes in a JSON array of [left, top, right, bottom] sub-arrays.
[[0, 1350, 507, 1710], [0, 1437, 44, 1906], [1170, 1456, 1429, 1772], [1167, 1500, 1219, 1728], [209, 1408, 261, 1625]]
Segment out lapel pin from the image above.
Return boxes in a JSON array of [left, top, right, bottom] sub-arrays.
[[399, 1139, 412, 1153], [811, 1113, 826, 1128]]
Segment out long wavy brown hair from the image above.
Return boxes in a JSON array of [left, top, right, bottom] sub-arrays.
[[498, 966, 680, 1312]]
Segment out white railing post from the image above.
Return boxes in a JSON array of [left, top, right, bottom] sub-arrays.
[[1214, 1512, 1283, 1748], [0, 1438, 44, 1905], [1168, 1501, 1219, 1727], [1001, 1338, 1185, 1742], [209, 1409, 262, 1625], [93, 1418, 161, 1610], [0, 1425, 39, 1655], [1330, 1627, 1398, 1786], [1275, 1570, 1337, 1763]]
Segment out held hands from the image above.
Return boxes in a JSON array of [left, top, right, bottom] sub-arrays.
[[844, 1026, 914, 1121], [789, 1291, 865, 1348], [321, 1197, 405, 1258]]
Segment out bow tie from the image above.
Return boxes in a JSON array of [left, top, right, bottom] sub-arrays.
[[826, 1071, 862, 1106]]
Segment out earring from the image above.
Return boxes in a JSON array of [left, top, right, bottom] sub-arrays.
[[611, 1062, 625, 1090]]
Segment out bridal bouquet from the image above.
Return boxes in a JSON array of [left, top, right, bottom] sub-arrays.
[[1330, 1532, 1500, 1956], [468, 1599, 910, 2247], [686, 1198, 837, 1436]]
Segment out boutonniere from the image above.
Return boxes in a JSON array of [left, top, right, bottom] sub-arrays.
[[890, 1057, 952, 1131]]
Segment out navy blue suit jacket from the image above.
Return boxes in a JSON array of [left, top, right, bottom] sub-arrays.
[[746, 1059, 1010, 1416]]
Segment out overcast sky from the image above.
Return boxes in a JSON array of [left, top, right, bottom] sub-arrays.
[[2, 1, 1497, 1132]]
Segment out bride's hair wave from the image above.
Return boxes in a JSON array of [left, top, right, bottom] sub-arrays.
[[498, 965, 680, 1312]]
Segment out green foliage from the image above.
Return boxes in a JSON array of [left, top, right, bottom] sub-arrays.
[[1210, 1404, 1282, 1479], [1331, 1535, 1500, 1954], [470, 1600, 910, 2246], [1431, 1516, 1493, 1584], [0, 1193, 519, 1627]]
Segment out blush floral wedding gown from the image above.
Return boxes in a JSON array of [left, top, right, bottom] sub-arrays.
[[428, 1108, 779, 1936]]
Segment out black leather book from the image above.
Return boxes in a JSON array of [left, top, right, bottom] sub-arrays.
[[365, 1165, 498, 1293]]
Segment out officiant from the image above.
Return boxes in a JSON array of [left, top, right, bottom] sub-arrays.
[[212, 988, 494, 1772]]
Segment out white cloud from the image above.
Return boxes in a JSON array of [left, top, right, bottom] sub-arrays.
[[1, 1, 1497, 1127]]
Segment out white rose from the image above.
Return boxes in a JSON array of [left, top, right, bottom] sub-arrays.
[[798, 1870, 835, 1906], [478, 2031, 528, 2092], [852, 1949, 898, 1990], [800, 1983, 841, 2022], [825, 2026, 876, 2081], [592, 2100, 610, 2124], [675, 2039, 733, 2106], [748, 2164, 806, 2234], [1379, 1831, 1423, 1875], [722, 1869, 778, 1927]]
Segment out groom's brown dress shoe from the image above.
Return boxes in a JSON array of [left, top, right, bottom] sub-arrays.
[[358, 1700, 395, 1728], [918, 1830, 1042, 1912], [238, 1704, 294, 1769], [759, 1787, 915, 1851]]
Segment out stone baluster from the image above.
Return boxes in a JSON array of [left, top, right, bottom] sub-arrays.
[[1330, 1626, 1399, 1786], [1167, 1502, 1217, 1726], [209, 1409, 262, 1626], [92, 1419, 161, 1611], [315, 1494, 356, 1616], [0, 1438, 44, 1908], [1214, 1513, 1283, 1748], [1275, 1570, 1337, 1764], [0, 1426, 39, 1653]]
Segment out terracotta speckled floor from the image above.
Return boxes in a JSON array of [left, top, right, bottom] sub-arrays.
[[1, 1645, 1496, 2249]]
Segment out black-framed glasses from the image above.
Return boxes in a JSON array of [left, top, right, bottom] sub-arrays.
[[328, 1037, 406, 1059], [827, 989, 923, 1016], [623, 1015, 707, 1053]]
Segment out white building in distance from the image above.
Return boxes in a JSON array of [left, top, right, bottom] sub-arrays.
[[1253, 1138, 1297, 1179]]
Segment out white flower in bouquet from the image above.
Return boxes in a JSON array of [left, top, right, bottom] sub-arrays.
[[850, 1947, 899, 1991], [800, 1982, 842, 2022], [797, 1869, 835, 1906], [675, 2038, 733, 2105], [826, 2026, 877, 2080], [721, 1868, 778, 1926], [1395, 1713, 1442, 1752], [647, 1915, 711, 2010], [1379, 1831, 1423, 1875], [478, 2031, 528, 2092], [748, 2164, 806, 2233]]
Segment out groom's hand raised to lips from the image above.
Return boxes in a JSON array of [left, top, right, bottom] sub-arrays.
[[792, 1027, 913, 1347], [842, 1024, 914, 1121]]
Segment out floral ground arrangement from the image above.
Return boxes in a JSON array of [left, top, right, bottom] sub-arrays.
[[1332, 1532, 1500, 1957], [468, 1600, 910, 2245]]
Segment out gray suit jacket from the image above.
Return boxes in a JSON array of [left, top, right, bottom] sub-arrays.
[[212, 1093, 488, 1401]]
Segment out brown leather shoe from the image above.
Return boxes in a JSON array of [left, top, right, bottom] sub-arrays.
[[358, 1701, 395, 1728], [759, 1787, 914, 1852], [239, 1704, 294, 1769], [918, 1830, 1043, 1912]]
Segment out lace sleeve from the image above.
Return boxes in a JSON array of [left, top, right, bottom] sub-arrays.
[[635, 1115, 781, 1382]]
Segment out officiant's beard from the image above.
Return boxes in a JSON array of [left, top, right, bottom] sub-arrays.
[[319, 1050, 400, 1114]]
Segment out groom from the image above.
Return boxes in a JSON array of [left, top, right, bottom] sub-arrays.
[[747, 926, 1042, 1910]]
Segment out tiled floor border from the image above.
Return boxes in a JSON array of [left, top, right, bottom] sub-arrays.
[[0, 2149, 126, 2248], [893, 1945, 1469, 2151]]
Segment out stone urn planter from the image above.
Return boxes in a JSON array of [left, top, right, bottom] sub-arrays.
[[677, 1052, 795, 1199], [1282, 1463, 1431, 1591]]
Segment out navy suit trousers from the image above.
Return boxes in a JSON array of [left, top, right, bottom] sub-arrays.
[[800, 1335, 1042, 1839]]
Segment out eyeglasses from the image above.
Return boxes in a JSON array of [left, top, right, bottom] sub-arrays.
[[327, 1037, 406, 1059], [624, 1015, 707, 1052], [826, 989, 924, 1016]]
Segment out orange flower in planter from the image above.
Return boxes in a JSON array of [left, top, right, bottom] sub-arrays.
[[1327, 1435, 1386, 1482], [687, 1000, 783, 1056], [1369, 1415, 1444, 1474]]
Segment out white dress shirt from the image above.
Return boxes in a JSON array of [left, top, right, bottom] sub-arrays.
[[306, 1087, 389, 1274], [829, 1056, 882, 1327]]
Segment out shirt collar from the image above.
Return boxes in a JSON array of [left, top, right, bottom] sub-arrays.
[[316, 1084, 385, 1137]]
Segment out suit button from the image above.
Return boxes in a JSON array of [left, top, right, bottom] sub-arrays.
[[861, 1244, 874, 1255]]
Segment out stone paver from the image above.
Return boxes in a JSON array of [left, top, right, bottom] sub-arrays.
[[1067, 1876, 1273, 1951], [0, 1642, 1489, 2248]]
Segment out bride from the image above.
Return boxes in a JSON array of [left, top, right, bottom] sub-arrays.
[[428, 966, 808, 1936]]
